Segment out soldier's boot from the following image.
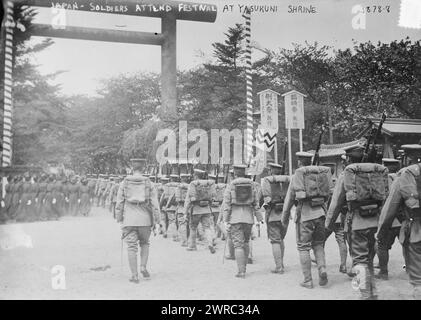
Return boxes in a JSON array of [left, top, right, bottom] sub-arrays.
[[205, 228, 216, 254], [314, 245, 328, 286], [413, 285, 421, 300], [299, 250, 313, 289], [271, 242, 284, 274], [375, 248, 389, 280], [226, 237, 235, 260], [244, 242, 252, 264], [128, 251, 139, 284], [339, 241, 348, 274], [234, 248, 246, 278], [369, 267, 378, 300], [139, 244, 150, 279], [354, 264, 372, 300], [187, 229, 197, 251]]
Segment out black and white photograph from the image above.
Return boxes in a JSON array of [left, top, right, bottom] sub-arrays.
[[0, 0, 421, 304]]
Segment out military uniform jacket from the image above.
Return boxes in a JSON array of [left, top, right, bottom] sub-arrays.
[[261, 175, 290, 223], [222, 178, 262, 224], [282, 172, 329, 224], [165, 181, 179, 211], [211, 182, 226, 212], [326, 174, 378, 231], [378, 165, 421, 244], [175, 182, 189, 214], [115, 174, 161, 227]]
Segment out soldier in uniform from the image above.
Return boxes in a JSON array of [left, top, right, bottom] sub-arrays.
[[30, 174, 40, 221], [87, 174, 97, 204], [326, 146, 388, 299], [9, 175, 22, 220], [53, 175, 65, 218], [176, 173, 190, 246], [115, 158, 161, 283], [44, 174, 58, 220], [159, 176, 170, 237], [222, 164, 263, 278], [109, 176, 121, 219], [261, 163, 290, 274], [377, 144, 421, 299], [67, 175, 80, 216], [164, 172, 180, 241], [79, 176, 92, 216], [94, 174, 103, 207], [282, 152, 332, 288], [322, 162, 348, 274], [100, 175, 110, 209], [183, 169, 217, 253], [36, 174, 48, 220], [3, 176, 13, 220], [16, 173, 32, 222], [105, 176, 115, 213], [375, 158, 402, 280]]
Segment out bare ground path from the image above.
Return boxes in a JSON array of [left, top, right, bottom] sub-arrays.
[[0, 207, 413, 300]]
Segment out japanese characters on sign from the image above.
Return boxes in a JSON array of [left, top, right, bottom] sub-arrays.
[[259, 89, 279, 132], [283, 90, 305, 129]]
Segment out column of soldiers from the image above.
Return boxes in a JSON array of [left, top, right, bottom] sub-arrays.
[[0, 173, 99, 223]]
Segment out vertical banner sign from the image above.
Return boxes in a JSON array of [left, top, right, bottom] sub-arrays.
[[243, 8, 253, 164], [259, 89, 279, 152], [282, 90, 306, 175], [283, 90, 305, 130], [3, 1, 15, 167]]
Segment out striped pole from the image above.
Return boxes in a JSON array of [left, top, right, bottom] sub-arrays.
[[243, 8, 253, 165], [2, 1, 15, 167]]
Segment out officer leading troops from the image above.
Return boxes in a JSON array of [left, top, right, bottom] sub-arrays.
[[261, 162, 290, 274], [282, 151, 332, 289], [326, 146, 388, 300], [183, 168, 216, 254], [378, 144, 421, 299], [115, 158, 162, 284], [222, 164, 263, 278]]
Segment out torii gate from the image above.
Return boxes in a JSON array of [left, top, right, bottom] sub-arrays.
[[2, 0, 217, 166]]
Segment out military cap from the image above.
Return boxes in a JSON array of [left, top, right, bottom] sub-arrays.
[[401, 144, 421, 153], [296, 151, 313, 158], [180, 173, 191, 178], [193, 169, 206, 174], [346, 146, 365, 157], [268, 162, 283, 169], [169, 174, 179, 178], [382, 158, 400, 164]]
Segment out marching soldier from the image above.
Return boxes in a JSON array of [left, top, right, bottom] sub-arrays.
[[176, 173, 190, 246], [79, 176, 92, 216], [94, 174, 103, 207], [164, 172, 180, 241], [326, 146, 388, 299], [53, 175, 65, 218], [159, 175, 170, 237], [68, 175, 80, 216], [87, 174, 97, 203], [109, 176, 121, 219], [16, 173, 33, 222], [222, 164, 263, 278], [115, 158, 162, 283], [377, 144, 421, 299], [183, 168, 217, 254], [322, 162, 348, 274], [9, 175, 22, 221], [44, 174, 58, 220], [211, 174, 226, 240], [100, 175, 110, 208], [3, 176, 13, 220], [261, 163, 290, 274], [37, 174, 48, 220], [375, 158, 402, 280], [282, 151, 332, 289], [106, 176, 115, 213]]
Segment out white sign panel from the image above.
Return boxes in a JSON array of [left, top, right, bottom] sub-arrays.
[[259, 89, 279, 131], [284, 91, 305, 129]]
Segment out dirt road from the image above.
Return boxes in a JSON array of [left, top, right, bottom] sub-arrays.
[[0, 207, 413, 300]]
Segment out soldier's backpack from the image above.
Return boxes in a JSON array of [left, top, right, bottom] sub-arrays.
[[343, 163, 388, 217], [264, 175, 290, 210], [123, 176, 152, 205], [294, 166, 331, 207], [231, 178, 255, 206], [189, 180, 215, 206], [399, 164, 421, 212]]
